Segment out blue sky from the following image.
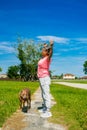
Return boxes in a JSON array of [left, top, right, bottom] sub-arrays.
[[0, 0, 87, 77]]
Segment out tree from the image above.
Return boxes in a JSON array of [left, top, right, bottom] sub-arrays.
[[7, 65, 20, 79], [16, 38, 42, 81], [83, 61, 87, 74], [0, 67, 2, 72], [58, 73, 63, 79]]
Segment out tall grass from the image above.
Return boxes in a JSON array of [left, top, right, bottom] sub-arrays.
[[0, 81, 39, 127], [50, 83, 87, 130]]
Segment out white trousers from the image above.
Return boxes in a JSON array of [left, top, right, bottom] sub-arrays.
[[39, 76, 51, 110]]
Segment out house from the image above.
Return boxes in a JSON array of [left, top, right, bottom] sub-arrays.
[[63, 73, 75, 80], [80, 76, 87, 80], [0, 74, 8, 78]]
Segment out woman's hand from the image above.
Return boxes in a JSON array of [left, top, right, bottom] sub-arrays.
[[50, 40, 54, 46]]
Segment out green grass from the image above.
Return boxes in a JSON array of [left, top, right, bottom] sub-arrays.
[[50, 83, 87, 130], [52, 79, 87, 84], [0, 81, 39, 127], [0, 80, 87, 129]]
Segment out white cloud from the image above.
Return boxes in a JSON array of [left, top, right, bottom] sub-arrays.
[[75, 38, 87, 43], [0, 45, 14, 53], [0, 41, 15, 54], [37, 36, 87, 44], [37, 36, 70, 44], [53, 53, 60, 56], [0, 41, 10, 45], [60, 46, 83, 52]]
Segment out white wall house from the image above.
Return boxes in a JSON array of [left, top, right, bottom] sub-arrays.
[[63, 73, 75, 80], [0, 74, 8, 78]]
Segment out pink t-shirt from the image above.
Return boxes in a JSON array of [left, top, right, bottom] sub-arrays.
[[37, 56, 51, 78]]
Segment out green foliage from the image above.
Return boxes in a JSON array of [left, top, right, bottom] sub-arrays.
[[7, 65, 20, 79], [50, 83, 87, 130], [16, 38, 42, 81], [59, 73, 63, 79], [0, 67, 2, 72], [0, 81, 39, 127], [83, 60, 87, 74]]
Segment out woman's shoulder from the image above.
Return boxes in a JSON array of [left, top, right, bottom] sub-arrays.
[[44, 56, 51, 63], [39, 56, 51, 62]]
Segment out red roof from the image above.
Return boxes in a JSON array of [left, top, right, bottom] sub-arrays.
[[80, 76, 87, 79], [63, 73, 75, 76]]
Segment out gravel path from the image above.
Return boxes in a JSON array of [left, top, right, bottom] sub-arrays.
[[1, 88, 66, 130], [55, 82, 87, 90]]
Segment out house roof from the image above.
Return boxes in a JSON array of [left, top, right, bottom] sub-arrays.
[[80, 76, 87, 79], [63, 73, 75, 76]]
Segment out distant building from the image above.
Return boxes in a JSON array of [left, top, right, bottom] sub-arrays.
[[80, 76, 87, 80], [63, 73, 75, 80], [0, 74, 8, 78]]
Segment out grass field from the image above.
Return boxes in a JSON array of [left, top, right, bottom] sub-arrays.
[[0, 81, 39, 127], [0, 80, 87, 130], [50, 83, 87, 130]]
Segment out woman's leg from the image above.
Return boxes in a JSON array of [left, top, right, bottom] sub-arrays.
[[39, 76, 51, 111]]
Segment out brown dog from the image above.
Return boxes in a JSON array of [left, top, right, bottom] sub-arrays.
[[19, 88, 31, 112]]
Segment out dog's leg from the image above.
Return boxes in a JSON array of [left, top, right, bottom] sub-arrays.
[[23, 101, 25, 108], [28, 92, 31, 109], [26, 100, 30, 113], [28, 100, 31, 109], [19, 98, 22, 109]]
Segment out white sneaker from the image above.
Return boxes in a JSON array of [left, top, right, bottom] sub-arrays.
[[38, 109, 44, 113], [40, 111, 52, 118]]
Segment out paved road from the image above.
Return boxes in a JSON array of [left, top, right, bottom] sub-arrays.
[[54, 82, 87, 90]]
